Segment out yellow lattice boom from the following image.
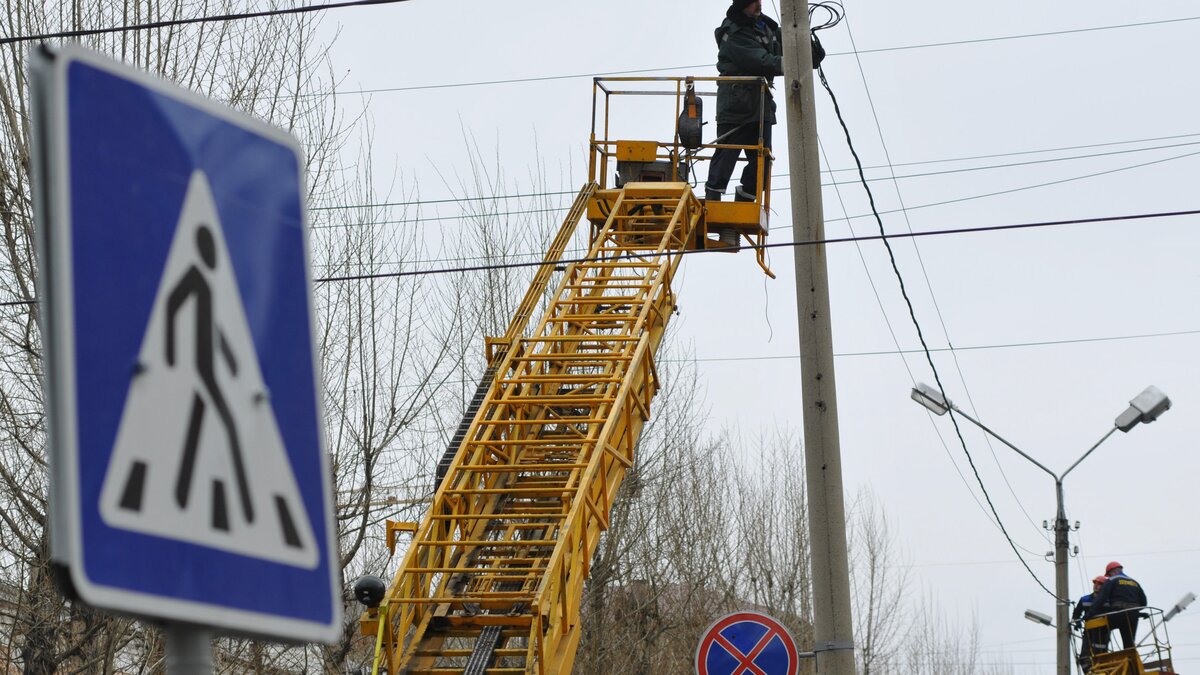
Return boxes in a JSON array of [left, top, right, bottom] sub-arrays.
[[362, 77, 774, 675]]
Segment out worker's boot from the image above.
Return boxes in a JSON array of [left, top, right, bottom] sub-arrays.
[[735, 185, 755, 202], [704, 187, 723, 201]]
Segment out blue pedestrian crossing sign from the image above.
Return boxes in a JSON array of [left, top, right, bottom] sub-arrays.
[[32, 45, 341, 642]]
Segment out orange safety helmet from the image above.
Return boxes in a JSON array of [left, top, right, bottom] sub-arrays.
[[1105, 561, 1123, 575], [1093, 575, 1108, 587]]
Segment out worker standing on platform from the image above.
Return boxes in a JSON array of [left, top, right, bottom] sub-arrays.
[[1074, 575, 1112, 670], [705, 0, 783, 203], [1086, 561, 1148, 650]]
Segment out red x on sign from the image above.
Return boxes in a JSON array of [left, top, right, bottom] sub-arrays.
[[695, 611, 799, 675]]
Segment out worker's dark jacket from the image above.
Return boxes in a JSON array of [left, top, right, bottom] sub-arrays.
[[1072, 593, 1096, 622], [715, 8, 784, 125], [1085, 574, 1148, 619]]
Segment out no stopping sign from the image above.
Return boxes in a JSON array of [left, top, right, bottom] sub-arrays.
[[695, 610, 800, 675]]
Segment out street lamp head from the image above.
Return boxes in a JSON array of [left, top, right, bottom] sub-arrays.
[[1024, 609, 1054, 627], [1115, 385, 1171, 432], [911, 383, 950, 416], [1165, 592, 1196, 622]]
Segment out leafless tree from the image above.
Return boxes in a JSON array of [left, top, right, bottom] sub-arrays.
[[848, 487, 910, 675], [731, 429, 813, 633], [574, 366, 817, 675], [892, 596, 1012, 674], [0, 0, 389, 671]]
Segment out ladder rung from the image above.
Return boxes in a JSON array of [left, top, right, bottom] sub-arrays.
[[499, 372, 628, 379], [475, 418, 605, 424], [574, 261, 658, 268], [443, 487, 576, 496], [417, 539, 557, 547], [509, 354, 632, 362], [439, 614, 534, 628], [524, 335, 640, 342], [563, 275, 647, 282], [412, 662, 525, 667], [420, 648, 527, 656], [401, 567, 544, 576], [430, 514, 567, 521], [456, 463, 589, 471], [404, 598, 534, 610]]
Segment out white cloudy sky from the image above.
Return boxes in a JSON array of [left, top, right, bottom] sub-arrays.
[[317, 0, 1200, 670]]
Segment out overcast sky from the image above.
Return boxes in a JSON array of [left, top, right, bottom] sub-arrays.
[[317, 1, 1200, 670]]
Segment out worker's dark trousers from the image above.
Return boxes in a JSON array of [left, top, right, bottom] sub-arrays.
[[1109, 608, 1141, 650], [705, 122, 773, 200], [1084, 624, 1108, 653]]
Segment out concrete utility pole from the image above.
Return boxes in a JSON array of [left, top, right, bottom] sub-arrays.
[[779, 1, 857, 673], [1054, 483, 1071, 675]]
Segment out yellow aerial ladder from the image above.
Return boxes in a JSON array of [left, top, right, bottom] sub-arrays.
[[356, 76, 775, 675]]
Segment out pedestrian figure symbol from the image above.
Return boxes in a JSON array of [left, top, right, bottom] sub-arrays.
[[99, 171, 318, 568], [163, 224, 257, 532]]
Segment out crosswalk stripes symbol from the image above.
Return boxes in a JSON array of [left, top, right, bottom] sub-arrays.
[[99, 171, 319, 569]]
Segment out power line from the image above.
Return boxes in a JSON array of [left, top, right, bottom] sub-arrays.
[[311, 207, 1200, 284], [817, 64, 1059, 600], [310, 135, 1200, 215], [310, 189, 577, 212], [855, 131, 1200, 171], [782, 148, 1200, 214], [248, 324, 1200, 391], [0, 0, 413, 47], [310, 206, 568, 230], [680, 329, 1200, 363], [322, 15, 1200, 97], [842, 14, 1200, 55], [333, 65, 706, 96], [305, 140, 1200, 247], [817, 133, 1013, 542], [312, 136, 1196, 259], [312, 246, 591, 271], [809, 138, 1200, 183], [5, 207, 1195, 308], [842, 13, 1051, 544]]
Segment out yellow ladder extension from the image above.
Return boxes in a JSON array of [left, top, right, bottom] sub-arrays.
[[366, 182, 702, 675]]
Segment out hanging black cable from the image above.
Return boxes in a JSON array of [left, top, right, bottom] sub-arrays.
[[816, 64, 1062, 601]]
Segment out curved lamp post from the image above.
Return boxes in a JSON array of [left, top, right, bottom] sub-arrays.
[[910, 384, 1171, 675]]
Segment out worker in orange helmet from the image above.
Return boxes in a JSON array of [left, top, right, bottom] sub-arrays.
[[1085, 562, 1148, 650], [1073, 575, 1113, 670], [1073, 575, 1110, 623]]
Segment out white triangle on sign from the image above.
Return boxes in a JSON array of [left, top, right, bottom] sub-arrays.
[[99, 171, 319, 569]]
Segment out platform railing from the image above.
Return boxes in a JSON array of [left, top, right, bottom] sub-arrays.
[[588, 76, 774, 214]]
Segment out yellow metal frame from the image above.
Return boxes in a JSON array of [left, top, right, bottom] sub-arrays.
[[589, 76, 775, 278], [365, 75, 783, 675], [369, 182, 702, 674], [1080, 609, 1177, 675]]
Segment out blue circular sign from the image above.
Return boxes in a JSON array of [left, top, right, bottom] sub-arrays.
[[695, 610, 800, 675]]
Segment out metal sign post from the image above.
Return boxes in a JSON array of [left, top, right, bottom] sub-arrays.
[[31, 44, 341, 659], [164, 624, 214, 674]]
